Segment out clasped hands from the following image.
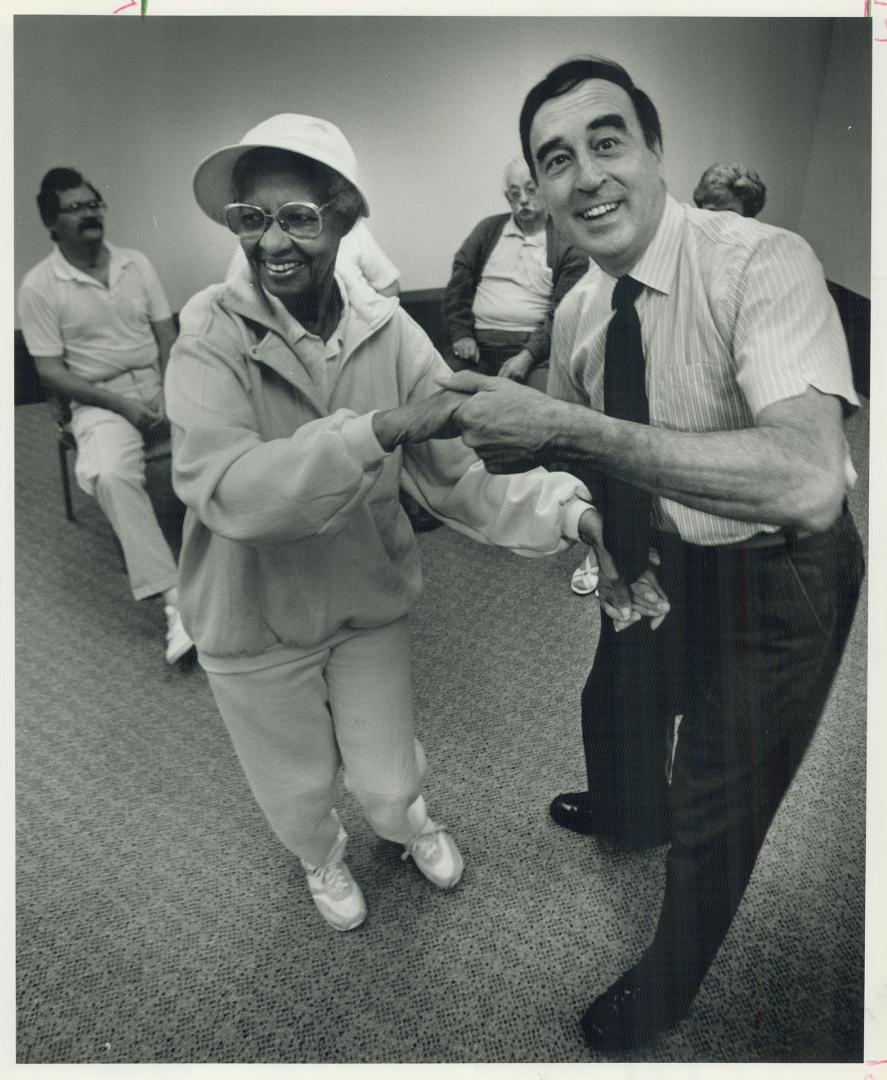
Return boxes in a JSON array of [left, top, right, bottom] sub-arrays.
[[119, 398, 167, 436], [373, 370, 669, 632], [371, 369, 556, 461], [576, 506, 670, 633]]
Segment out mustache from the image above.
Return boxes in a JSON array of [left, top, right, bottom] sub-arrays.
[[78, 218, 103, 231]]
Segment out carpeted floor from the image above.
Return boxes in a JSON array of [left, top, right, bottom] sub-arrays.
[[15, 400, 868, 1064]]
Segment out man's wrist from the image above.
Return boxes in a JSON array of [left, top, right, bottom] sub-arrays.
[[561, 499, 594, 541], [576, 505, 603, 550], [550, 401, 603, 460], [99, 390, 128, 415]]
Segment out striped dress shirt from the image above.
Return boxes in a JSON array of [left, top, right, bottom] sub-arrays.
[[548, 195, 859, 546]]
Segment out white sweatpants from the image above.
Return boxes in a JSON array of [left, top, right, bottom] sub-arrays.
[[205, 617, 428, 867]]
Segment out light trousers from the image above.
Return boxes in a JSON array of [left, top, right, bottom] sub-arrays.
[[69, 403, 178, 601], [205, 617, 427, 867]]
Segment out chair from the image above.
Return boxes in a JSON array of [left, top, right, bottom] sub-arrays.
[[14, 328, 79, 520], [52, 396, 78, 522], [826, 280, 870, 400], [52, 398, 183, 557]]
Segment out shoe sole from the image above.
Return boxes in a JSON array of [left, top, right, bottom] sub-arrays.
[[311, 900, 367, 931], [324, 913, 367, 932], [571, 582, 598, 596], [551, 804, 672, 849], [411, 857, 464, 890]]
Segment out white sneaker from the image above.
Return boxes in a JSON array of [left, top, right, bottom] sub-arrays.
[[301, 830, 367, 932], [401, 821, 463, 889], [164, 604, 195, 664], [570, 554, 600, 596]]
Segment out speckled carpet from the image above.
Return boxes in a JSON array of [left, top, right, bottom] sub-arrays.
[[15, 400, 868, 1064]]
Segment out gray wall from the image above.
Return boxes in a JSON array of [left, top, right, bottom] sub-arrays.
[[14, 16, 870, 312], [797, 19, 871, 296]]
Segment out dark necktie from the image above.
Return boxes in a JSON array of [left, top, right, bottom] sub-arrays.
[[602, 275, 651, 584]]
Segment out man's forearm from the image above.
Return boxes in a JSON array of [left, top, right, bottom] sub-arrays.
[[37, 365, 129, 416], [524, 325, 549, 366], [551, 395, 844, 531]]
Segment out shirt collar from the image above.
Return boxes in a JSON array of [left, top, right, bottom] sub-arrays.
[[622, 194, 683, 297], [264, 274, 350, 351], [504, 215, 546, 244], [50, 241, 130, 283]]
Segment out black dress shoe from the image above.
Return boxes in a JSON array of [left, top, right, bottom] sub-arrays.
[[549, 791, 671, 850], [549, 791, 608, 835], [581, 965, 686, 1052]]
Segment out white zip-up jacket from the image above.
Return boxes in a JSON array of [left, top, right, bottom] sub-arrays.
[[165, 265, 589, 662]]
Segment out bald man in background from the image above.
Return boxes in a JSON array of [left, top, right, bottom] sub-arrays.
[[443, 157, 587, 390]]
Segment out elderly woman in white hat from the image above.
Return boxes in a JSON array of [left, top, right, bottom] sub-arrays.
[[165, 114, 594, 931]]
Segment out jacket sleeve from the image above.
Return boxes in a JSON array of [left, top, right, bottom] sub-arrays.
[[524, 228, 589, 366], [165, 307, 388, 546], [393, 314, 591, 556], [441, 219, 489, 345]]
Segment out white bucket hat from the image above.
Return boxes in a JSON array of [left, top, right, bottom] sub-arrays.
[[192, 113, 370, 225]]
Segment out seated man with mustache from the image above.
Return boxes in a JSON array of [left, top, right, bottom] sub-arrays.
[[18, 167, 193, 666]]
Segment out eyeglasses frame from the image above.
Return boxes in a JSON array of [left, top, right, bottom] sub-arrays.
[[223, 199, 338, 241], [57, 199, 107, 216]]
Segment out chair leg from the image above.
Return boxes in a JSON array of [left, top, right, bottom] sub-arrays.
[[58, 440, 75, 521]]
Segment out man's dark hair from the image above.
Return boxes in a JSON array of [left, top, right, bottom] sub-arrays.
[[37, 167, 102, 228], [232, 148, 363, 232], [519, 56, 662, 178]]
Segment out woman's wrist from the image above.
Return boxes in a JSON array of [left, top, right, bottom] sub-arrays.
[[371, 408, 403, 452]]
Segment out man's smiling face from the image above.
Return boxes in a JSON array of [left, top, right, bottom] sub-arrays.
[[529, 78, 666, 278]]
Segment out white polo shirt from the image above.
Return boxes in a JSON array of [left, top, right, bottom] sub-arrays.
[[17, 243, 171, 402], [471, 218, 552, 332]]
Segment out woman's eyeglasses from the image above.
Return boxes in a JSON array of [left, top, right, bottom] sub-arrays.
[[223, 200, 336, 241]]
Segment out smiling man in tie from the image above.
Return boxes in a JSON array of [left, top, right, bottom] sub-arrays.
[[444, 56, 864, 1051]]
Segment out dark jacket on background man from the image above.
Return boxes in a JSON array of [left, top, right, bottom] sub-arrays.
[[442, 213, 588, 367]]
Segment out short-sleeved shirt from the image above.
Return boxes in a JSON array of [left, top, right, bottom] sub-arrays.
[[471, 218, 553, 332], [339, 220, 399, 292], [17, 243, 171, 403], [549, 195, 859, 546]]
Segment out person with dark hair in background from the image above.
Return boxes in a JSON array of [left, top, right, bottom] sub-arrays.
[[165, 114, 598, 934], [443, 156, 588, 388], [693, 161, 767, 217], [17, 167, 193, 665], [444, 56, 863, 1049]]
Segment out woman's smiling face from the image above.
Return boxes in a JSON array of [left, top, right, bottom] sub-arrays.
[[238, 169, 345, 310]]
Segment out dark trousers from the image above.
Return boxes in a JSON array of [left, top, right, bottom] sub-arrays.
[[580, 508, 865, 1003], [447, 329, 550, 391], [473, 329, 532, 375]]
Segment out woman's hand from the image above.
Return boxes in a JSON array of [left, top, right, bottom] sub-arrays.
[[372, 390, 466, 451]]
